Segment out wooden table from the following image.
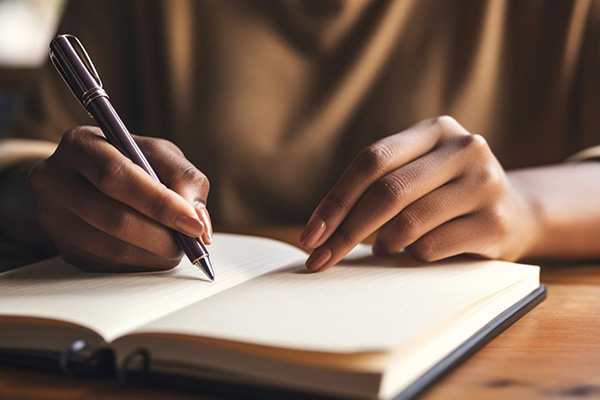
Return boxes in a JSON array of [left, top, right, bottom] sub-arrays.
[[1, 226, 599, 400]]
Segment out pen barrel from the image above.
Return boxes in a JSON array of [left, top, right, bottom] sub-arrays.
[[88, 98, 160, 182], [86, 98, 208, 262], [175, 234, 208, 263]]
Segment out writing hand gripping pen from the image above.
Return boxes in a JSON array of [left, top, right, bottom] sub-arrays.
[[49, 34, 214, 281]]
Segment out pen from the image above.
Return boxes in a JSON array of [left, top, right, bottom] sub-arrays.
[[49, 34, 215, 281]]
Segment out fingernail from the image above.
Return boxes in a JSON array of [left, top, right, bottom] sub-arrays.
[[300, 218, 326, 248], [195, 203, 213, 244], [305, 246, 332, 271], [175, 215, 205, 237]]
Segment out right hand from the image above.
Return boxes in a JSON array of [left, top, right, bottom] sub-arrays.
[[28, 126, 212, 272]]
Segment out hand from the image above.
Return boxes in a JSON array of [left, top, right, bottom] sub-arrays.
[[300, 116, 539, 271], [28, 126, 213, 272]]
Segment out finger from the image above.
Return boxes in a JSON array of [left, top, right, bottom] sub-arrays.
[[194, 203, 213, 244], [36, 165, 180, 258], [301, 116, 467, 248], [59, 246, 158, 273], [407, 210, 507, 262], [134, 136, 213, 244], [373, 179, 479, 255], [41, 204, 180, 272], [54, 127, 204, 238], [306, 137, 473, 271]]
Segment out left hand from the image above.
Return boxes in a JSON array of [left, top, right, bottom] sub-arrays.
[[300, 116, 539, 271]]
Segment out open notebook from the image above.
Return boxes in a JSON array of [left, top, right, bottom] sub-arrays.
[[0, 233, 545, 400]]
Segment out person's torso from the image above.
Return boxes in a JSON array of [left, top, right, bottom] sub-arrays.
[[50, 0, 600, 224]]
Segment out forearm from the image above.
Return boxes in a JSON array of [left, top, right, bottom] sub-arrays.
[[508, 162, 600, 260], [0, 160, 56, 256]]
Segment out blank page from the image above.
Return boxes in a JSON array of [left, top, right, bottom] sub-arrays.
[[135, 247, 540, 353], [0, 234, 305, 342]]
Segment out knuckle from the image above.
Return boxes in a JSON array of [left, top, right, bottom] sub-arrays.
[[60, 127, 81, 147], [354, 144, 391, 176], [373, 239, 393, 254], [159, 253, 182, 270], [60, 126, 98, 149], [60, 250, 98, 272], [155, 228, 182, 259], [141, 257, 180, 272], [411, 237, 438, 262], [467, 134, 489, 152], [165, 241, 183, 260], [469, 133, 488, 147], [476, 162, 503, 188], [56, 127, 96, 165], [371, 174, 410, 205], [452, 133, 474, 150], [462, 134, 489, 155], [332, 228, 355, 250], [138, 136, 180, 154], [486, 204, 511, 236], [394, 209, 422, 239], [427, 115, 472, 142], [152, 137, 177, 150], [429, 115, 458, 132], [143, 242, 182, 270], [159, 138, 181, 153], [449, 133, 486, 153], [106, 240, 133, 265], [95, 160, 128, 194], [105, 209, 133, 236], [324, 190, 350, 214], [148, 186, 171, 220], [181, 166, 210, 191]]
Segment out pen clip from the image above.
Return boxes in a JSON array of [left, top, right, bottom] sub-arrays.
[[49, 34, 108, 114], [49, 46, 76, 104], [56, 34, 103, 88]]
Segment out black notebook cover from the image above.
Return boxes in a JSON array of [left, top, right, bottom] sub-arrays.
[[117, 284, 546, 400], [1, 285, 546, 399], [1, 284, 545, 399]]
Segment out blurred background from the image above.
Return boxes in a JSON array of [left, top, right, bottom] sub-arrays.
[[0, 0, 64, 135]]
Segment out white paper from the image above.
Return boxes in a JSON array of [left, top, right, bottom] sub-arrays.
[[137, 247, 540, 352], [0, 233, 306, 342]]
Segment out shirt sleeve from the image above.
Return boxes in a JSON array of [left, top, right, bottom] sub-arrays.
[[0, 0, 142, 268], [0, 139, 57, 173], [567, 145, 600, 162]]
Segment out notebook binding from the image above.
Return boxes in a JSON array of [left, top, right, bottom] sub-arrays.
[[59, 340, 114, 377], [118, 347, 151, 385]]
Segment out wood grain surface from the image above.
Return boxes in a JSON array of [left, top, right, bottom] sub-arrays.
[[1, 226, 599, 400]]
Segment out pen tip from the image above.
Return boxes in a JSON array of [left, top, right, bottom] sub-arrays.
[[195, 257, 215, 282]]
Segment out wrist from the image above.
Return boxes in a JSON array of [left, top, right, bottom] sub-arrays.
[[506, 171, 546, 260]]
